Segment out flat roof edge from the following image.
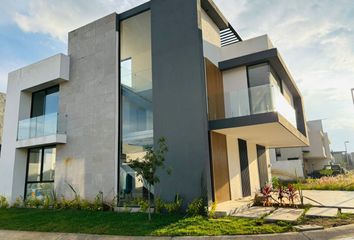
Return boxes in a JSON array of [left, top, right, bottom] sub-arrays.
[[201, 0, 228, 29]]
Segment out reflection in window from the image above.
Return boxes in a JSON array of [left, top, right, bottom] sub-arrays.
[[31, 85, 59, 117], [119, 11, 153, 204], [121, 58, 132, 87], [26, 146, 56, 200]]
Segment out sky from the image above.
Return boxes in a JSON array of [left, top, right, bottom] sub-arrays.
[[0, 0, 354, 152]]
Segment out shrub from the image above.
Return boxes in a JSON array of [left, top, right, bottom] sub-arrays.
[[0, 196, 9, 209], [25, 197, 43, 208], [285, 184, 298, 206], [319, 169, 334, 177], [186, 198, 208, 217], [154, 198, 165, 214], [261, 184, 273, 207], [164, 194, 183, 214], [208, 201, 217, 218], [271, 176, 280, 189], [12, 197, 24, 208], [43, 195, 52, 209], [92, 192, 103, 211]]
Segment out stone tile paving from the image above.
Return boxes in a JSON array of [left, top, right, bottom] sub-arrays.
[[342, 208, 354, 214], [293, 225, 324, 232], [264, 208, 304, 222], [232, 206, 275, 219], [305, 207, 338, 218]]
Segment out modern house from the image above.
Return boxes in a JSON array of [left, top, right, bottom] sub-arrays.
[[271, 120, 333, 180], [0, 0, 308, 206]]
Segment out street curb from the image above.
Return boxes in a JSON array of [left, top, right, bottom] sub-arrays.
[[1, 223, 354, 240]]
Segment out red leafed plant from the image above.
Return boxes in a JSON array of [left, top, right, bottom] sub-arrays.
[[261, 184, 273, 207], [286, 184, 298, 206]]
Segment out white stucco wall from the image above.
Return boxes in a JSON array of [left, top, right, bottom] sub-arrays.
[[222, 66, 250, 118], [221, 35, 274, 61], [247, 142, 261, 195], [0, 54, 69, 203], [201, 9, 221, 65], [226, 135, 242, 199]]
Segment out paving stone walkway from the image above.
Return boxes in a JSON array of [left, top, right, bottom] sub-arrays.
[[232, 206, 275, 219], [342, 208, 354, 214], [305, 207, 338, 218], [264, 208, 304, 222]]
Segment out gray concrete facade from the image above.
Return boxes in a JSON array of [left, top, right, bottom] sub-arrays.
[[56, 13, 118, 201], [151, 0, 212, 204]]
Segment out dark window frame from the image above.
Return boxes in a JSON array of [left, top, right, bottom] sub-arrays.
[[30, 85, 59, 118], [246, 62, 283, 93], [117, 9, 151, 206], [24, 145, 56, 199]]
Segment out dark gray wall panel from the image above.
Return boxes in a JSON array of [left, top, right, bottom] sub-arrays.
[[151, 0, 212, 204]]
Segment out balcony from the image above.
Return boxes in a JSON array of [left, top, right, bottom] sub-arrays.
[[16, 113, 67, 148], [224, 84, 297, 127], [209, 84, 308, 148]]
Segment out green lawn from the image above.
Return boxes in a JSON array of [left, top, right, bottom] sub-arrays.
[[0, 208, 292, 236]]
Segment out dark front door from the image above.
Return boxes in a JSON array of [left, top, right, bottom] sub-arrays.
[[238, 139, 251, 197], [257, 145, 269, 188]]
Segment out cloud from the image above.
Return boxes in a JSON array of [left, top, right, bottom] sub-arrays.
[[214, 0, 354, 151], [11, 0, 148, 42]]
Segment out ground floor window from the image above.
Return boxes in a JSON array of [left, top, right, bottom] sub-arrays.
[[25, 146, 56, 200]]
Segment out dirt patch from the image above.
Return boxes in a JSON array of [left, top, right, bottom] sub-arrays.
[[301, 214, 354, 228]]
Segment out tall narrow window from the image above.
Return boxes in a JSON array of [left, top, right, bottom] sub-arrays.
[[119, 11, 152, 204], [25, 146, 56, 200]]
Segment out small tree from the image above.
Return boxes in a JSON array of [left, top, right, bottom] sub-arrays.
[[129, 137, 170, 220]]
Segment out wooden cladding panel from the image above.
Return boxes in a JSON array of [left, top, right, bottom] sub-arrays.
[[205, 58, 225, 120], [210, 132, 231, 203]]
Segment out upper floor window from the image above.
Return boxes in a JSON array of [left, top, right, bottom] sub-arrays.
[[31, 85, 59, 117]]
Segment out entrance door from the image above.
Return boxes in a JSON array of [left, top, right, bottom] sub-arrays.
[[257, 145, 269, 188], [238, 139, 251, 197], [210, 132, 231, 203]]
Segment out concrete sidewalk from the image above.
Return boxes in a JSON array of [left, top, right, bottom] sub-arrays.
[[1, 224, 354, 240], [303, 190, 354, 208]]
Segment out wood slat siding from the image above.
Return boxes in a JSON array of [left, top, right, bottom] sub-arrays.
[[205, 58, 225, 120], [210, 132, 231, 203], [257, 145, 269, 188], [238, 139, 251, 197]]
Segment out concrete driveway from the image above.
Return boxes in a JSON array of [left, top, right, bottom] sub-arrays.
[[302, 190, 354, 208], [1, 224, 354, 240]]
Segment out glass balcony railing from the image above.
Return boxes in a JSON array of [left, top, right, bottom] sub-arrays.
[[17, 113, 67, 141], [224, 84, 297, 127]]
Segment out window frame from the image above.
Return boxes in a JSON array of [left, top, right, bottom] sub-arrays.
[[30, 85, 59, 118], [24, 145, 56, 199]]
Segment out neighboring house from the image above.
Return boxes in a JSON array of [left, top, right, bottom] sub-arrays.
[[271, 120, 333, 180], [0, 93, 6, 151], [333, 151, 352, 169], [0, 0, 308, 205]]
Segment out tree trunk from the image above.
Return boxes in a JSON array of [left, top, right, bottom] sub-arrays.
[[148, 184, 151, 221]]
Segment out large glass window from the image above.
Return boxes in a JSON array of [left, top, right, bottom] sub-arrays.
[[25, 146, 56, 200], [119, 11, 153, 204], [31, 85, 59, 117]]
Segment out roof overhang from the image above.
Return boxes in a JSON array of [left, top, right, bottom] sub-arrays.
[[219, 48, 302, 99], [209, 112, 309, 148], [201, 0, 228, 29]]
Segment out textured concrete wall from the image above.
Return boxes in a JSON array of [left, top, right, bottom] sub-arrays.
[[56, 13, 118, 201], [151, 0, 212, 204], [0, 93, 6, 144]]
